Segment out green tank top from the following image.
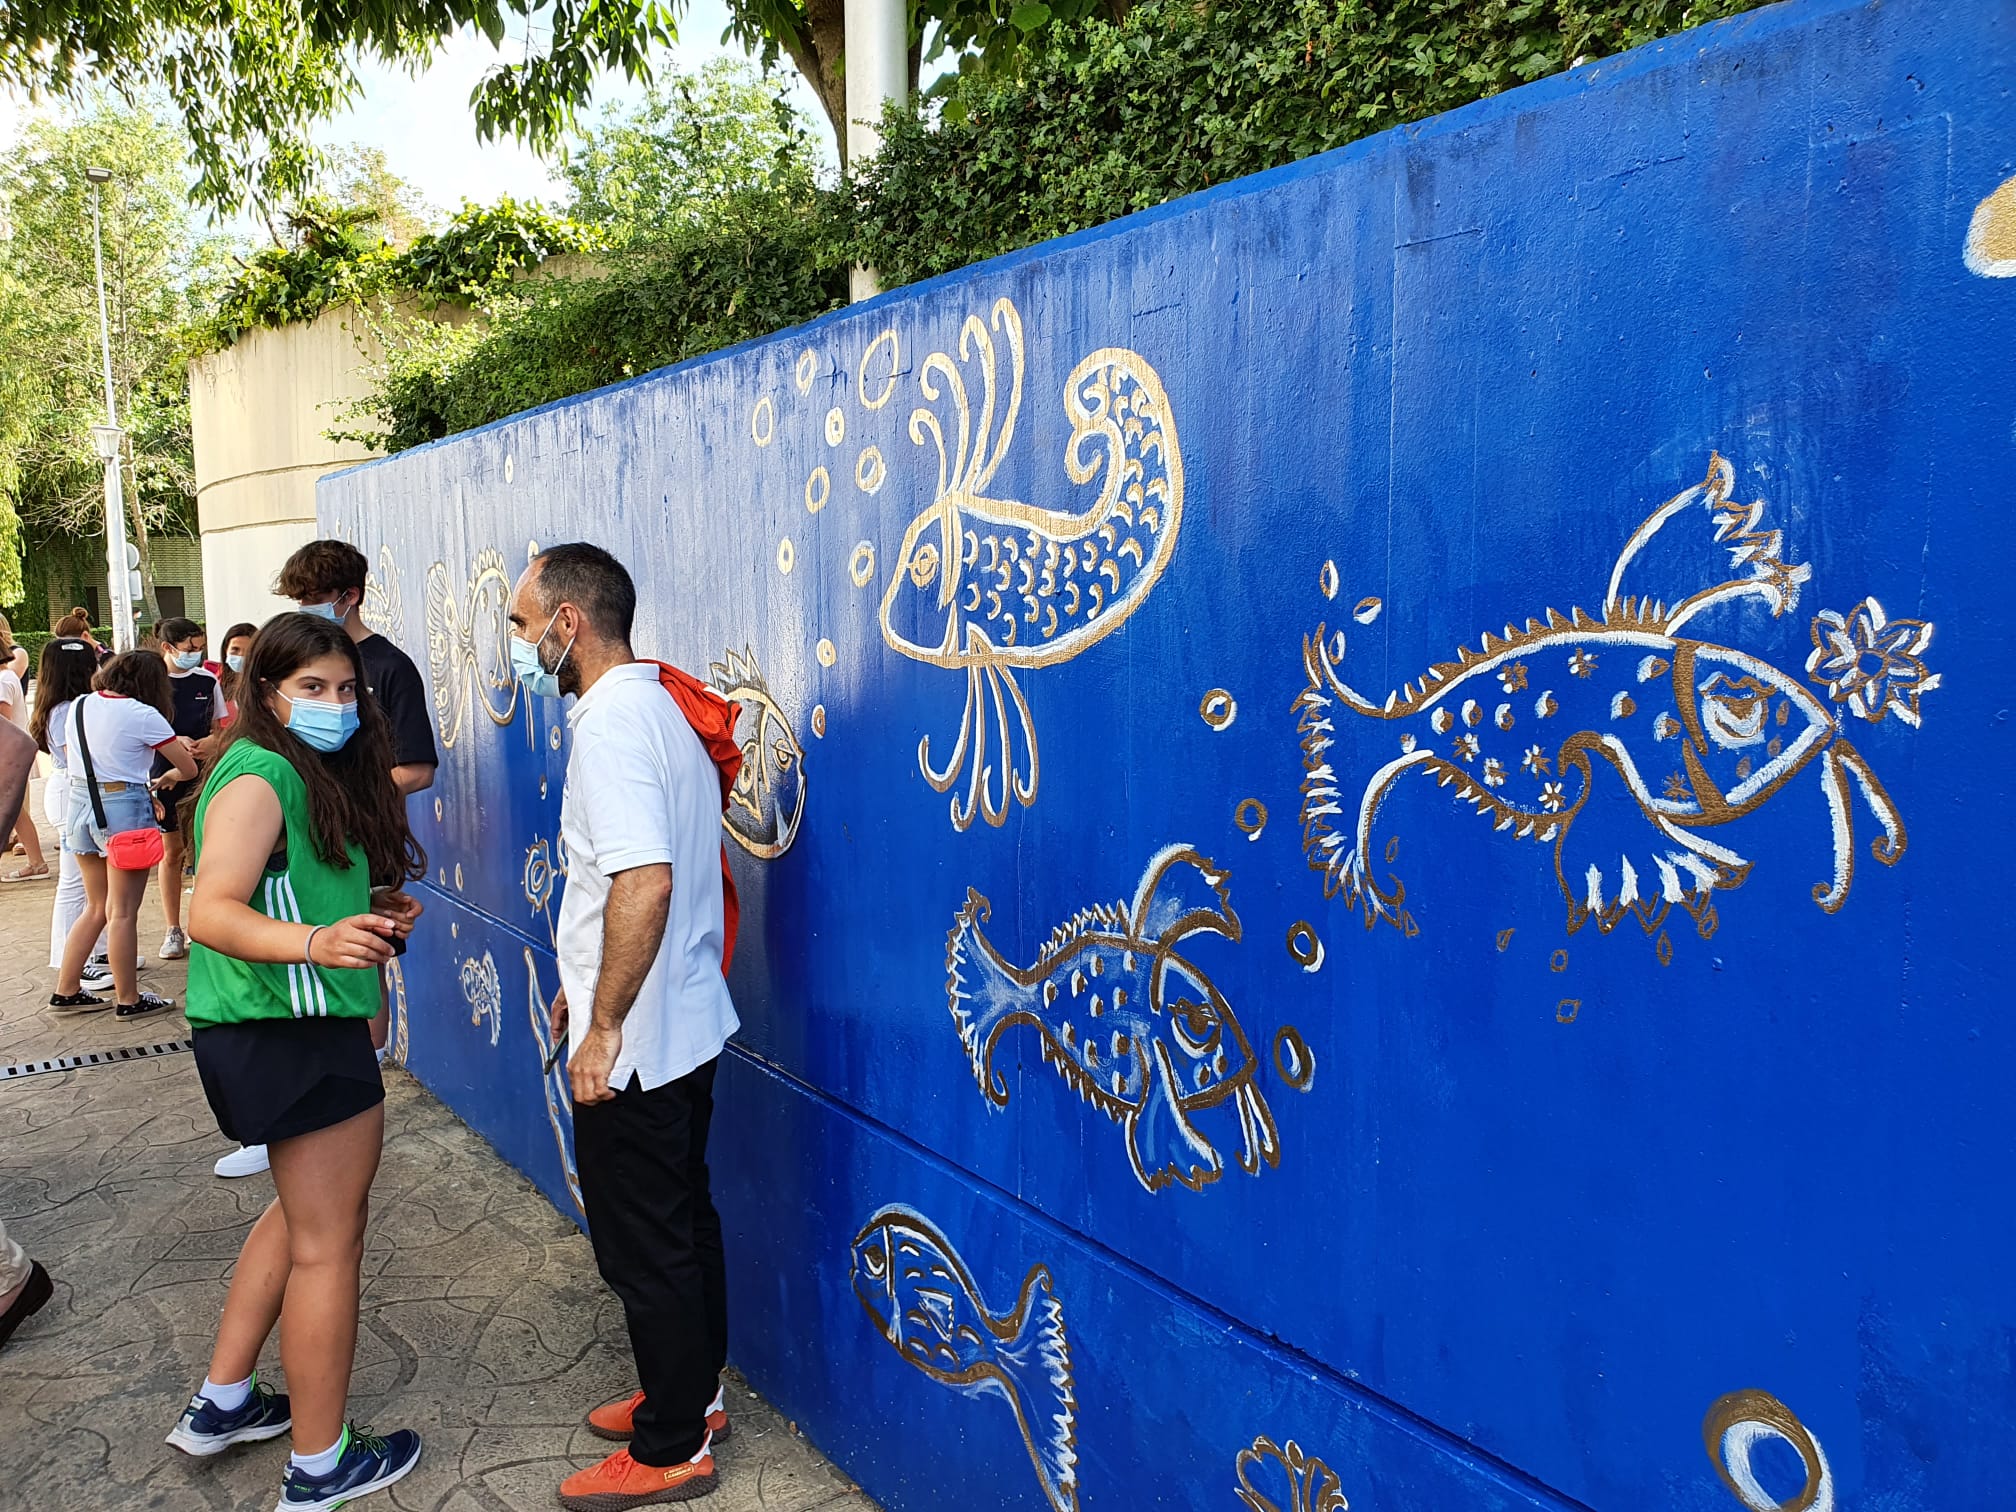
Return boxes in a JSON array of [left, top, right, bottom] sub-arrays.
[[187, 739, 377, 1026]]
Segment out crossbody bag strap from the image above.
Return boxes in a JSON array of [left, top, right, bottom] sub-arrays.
[[73, 699, 109, 832]]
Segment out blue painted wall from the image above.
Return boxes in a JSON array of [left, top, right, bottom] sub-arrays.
[[323, 2, 2016, 1506]]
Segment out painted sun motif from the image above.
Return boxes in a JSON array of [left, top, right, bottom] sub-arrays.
[[1482, 756, 1506, 788], [1805, 598, 1940, 728], [1568, 648, 1598, 678], [1499, 661, 1528, 693], [1521, 744, 1550, 776]]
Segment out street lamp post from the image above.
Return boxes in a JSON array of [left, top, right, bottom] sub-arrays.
[[85, 164, 136, 651]]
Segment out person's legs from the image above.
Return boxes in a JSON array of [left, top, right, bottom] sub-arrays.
[[6, 797, 43, 871], [159, 828, 185, 935], [48, 840, 86, 969], [205, 1199, 291, 1385], [572, 1070, 715, 1468], [268, 1102, 383, 1456], [682, 1060, 729, 1383], [104, 863, 151, 1004], [55, 854, 108, 995]]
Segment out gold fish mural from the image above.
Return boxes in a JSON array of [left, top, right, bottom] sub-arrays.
[[1299, 455, 1935, 941], [382, 954, 410, 1069], [459, 950, 502, 1047], [1702, 1389, 1833, 1512], [426, 547, 520, 749], [360, 545, 404, 643], [709, 647, 807, 860], [851, 1206, 1077, 1512], [946, 845, 1281, 1194], [525, 947, 584, 1218], [1235, 1436, 1351, 1512], [882, 297, 1185, 830]]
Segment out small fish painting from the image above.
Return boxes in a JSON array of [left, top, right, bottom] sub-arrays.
[[882, 298, 1184, 829], [947, 844, 1279, 1193], [709, 647, 807, 860], [1298, 455, 1935, 941], [1236, 1436, 1351, 1512], [852, 1206, 1077, 1512], [460, 951, 502, 1047]]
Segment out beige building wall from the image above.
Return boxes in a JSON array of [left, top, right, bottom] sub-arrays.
[[189, 305, 386, 627]]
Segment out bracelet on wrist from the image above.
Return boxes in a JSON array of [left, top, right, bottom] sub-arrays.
[[302, 925, 325, 966]]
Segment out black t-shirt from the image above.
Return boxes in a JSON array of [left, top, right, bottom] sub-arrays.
[[165, 667, 222, 739], [357, 633, 438, 771]]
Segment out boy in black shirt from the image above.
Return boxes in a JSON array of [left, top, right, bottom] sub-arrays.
[[153, 617, 223, 961]]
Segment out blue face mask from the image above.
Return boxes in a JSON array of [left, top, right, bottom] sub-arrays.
[[296, 598, 346, 623], [510, 607, 575, 700], [283, 693, 360, 753], [226, 654, 245, 674], [173, 650, 204, 670]]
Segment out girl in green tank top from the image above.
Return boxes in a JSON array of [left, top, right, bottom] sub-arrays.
[[174, 612, 428, 1497]]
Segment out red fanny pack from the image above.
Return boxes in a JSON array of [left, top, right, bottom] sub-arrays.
[[73, 700, 170, 872], [642, 660, 745, 976]]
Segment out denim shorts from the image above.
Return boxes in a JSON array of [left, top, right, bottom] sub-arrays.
[[65, 785, 155, 858]]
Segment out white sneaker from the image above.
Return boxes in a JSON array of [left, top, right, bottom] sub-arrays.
[[213, 1145, 270, 1179], [160, 928, 189, 960], [87, 952, 147, 975]]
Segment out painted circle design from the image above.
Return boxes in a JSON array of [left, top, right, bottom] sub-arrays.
[[1273, 1027, 1316, 1091], [825, 407, 846, 447], [858, 329, 900, 409], [855, 445, 887, 494], [817, 639, 837, 668], [1287, 921, 1325, 972], [1385, 834, 1400, 864], [805, 466, 831, 514], [1703, 1391, 1832, 1512], [1656, 930, 1675, 967], [1354, 595, 1384, 625], [1556, 998, 1581, 1022], [795, 350, 817, 393], [849, 542, 876, 588], [450, 921, 459, 938], [549, 726, 563, 750], [1329, 630, 1348, 664], [812, 704, 827, 738], [1550, 948, 1569, 973], [504, 453, 515, 484], [1200, 689, 1237, 730], [750, 395, 775, 447], [1319, 560, 1339, 600], [433, 797, 443, 822], [777, 538, 795, 575], [1234, 798, 1268, 840], [454, 863, 465, 891]]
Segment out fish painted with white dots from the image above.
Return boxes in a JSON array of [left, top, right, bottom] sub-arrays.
[[1300, 455, 1938, 939]]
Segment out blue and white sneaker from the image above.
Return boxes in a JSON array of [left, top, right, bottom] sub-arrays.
[[164, 1375, 292, 1455], [276, 1424, 422, 1511]]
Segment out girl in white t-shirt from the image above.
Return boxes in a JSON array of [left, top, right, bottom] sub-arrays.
[[51, 652, 197, 1017], [30, 639, 110, 976]]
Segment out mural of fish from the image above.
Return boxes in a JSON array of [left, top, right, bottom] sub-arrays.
[[525, 947, 584, 1218], [851, 1206, 1077, 1512], [459, 950, 502, 1047], [709, 647, 807, 860], [946, 844, 1280, 1193], [881, 297, 1185, 829], [1299, 455, 1936, 940], [426, 546, 520, 749]]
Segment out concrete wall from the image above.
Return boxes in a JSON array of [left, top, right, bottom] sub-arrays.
[[190, 305, 386, 626], [324, 2, 2016, 1508]]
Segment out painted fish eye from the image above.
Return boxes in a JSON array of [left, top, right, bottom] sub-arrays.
[[771, 739, 795, 772], [862, 1245, 886, 1279], [909, 542, 941, 590], [1170, 997, 1222, 1055]]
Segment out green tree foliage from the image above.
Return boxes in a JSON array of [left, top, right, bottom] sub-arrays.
[[561, 59, 821, 241], [0, 98, 230, 607], [835, 0, 1767, 285]]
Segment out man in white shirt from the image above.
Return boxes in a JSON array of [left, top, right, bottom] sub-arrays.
[[507, 543, 740, 1510]]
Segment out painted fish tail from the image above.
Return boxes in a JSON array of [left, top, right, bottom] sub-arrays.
[[996, 1267, 1078, 1512], [946, 890, 1028, 1102]]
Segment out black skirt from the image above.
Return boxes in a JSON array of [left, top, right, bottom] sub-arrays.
[[193, 1016, 385, 1147]]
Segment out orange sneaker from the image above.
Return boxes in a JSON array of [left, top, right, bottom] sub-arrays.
[[585, 1390, 732, 1444], [559, 1444, 716, 1508]]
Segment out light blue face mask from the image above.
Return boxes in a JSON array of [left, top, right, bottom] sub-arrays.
[[226, 654, 245, 674], [283, 692, 360, 753], [510, 607, 575, 700], [296, 598, 346, 623], [172, 649, 204, 670]]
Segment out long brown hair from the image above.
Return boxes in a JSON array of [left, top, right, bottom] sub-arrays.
[[30, 639, 99, 753], [94, 649, 175, 719], [206, 613, 425, 886]]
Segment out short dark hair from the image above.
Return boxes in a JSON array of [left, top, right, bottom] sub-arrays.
[[276, 539, 368, 600], [533, 542, 636, 643], [95, 649, 175, 721], [156, 616, 203, 646]]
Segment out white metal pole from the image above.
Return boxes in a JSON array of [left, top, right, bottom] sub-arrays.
[[845, 0, 909, 302], [89, 177, 135, 651]]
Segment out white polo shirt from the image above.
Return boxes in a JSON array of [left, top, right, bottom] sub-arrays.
[[557, 661, 739, 1092]]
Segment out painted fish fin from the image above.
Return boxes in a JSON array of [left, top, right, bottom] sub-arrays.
[[994, 1266, 1079, 1512], [1552, 735, 1750, 938], [1603, 454, 1811, 632], [1129, 844, 1238, 946], [1231, 1079, 1282, 1177], [946, 890, 1028, 1106], [1126, 1039, 1223, 1192]]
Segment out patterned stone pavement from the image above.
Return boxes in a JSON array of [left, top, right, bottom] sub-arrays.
[[0, 780, 871, 1512]]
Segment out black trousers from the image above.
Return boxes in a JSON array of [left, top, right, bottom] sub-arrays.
[[573, 1056, 729, 1466]]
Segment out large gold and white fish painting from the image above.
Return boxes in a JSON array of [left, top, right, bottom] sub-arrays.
[[1299, 455, 1937, 941], [851, 1206, 1077, 1512], [881, 298, 1185, 830], [426, 546, 520, 749], [525, 948, 585, 1218], [946, 845, 1280, 1193], [709, 647, 806, 860]]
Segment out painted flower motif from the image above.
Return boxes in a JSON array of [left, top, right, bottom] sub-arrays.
[[1806, 598, 1940, 727], [1539, 781, 1566, 813], [1663, 771, 1692, 801], [1521, 744, 1550, 776], [1499, 661, 1529, 693], [1454, 732, 1480, 762], [1482, 757, 1506, 788], [1568, 649, 1598, 679]]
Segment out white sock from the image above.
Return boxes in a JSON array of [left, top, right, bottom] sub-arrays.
[[291, 1428, 347, 1479], [375, 1046, 389, 1065], [689, 1432, 712, 1465], [202, 1375, 252, 1413], [706, 1384, 725, 1415]]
